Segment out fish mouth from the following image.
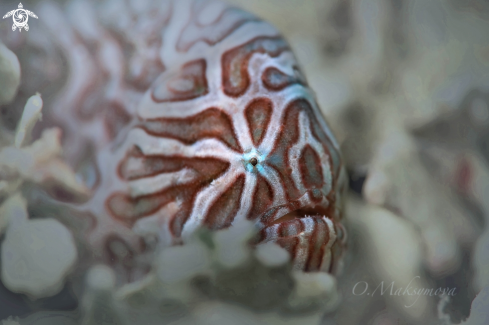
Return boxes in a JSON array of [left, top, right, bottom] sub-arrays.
[[259, 188, 334, 228], [256, 197, 344, 273], [268, 206, 331, 226]]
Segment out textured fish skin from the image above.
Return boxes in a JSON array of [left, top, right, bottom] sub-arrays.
[[14, 0, 347, 274]]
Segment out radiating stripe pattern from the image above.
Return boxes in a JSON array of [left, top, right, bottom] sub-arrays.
[[42, 0, 347, 274]]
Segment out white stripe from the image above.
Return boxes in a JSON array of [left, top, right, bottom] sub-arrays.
[[300, 216, 315, 235], [128, 168, 198, 197], [320, 217, 337, 272], [232, 173, 257, 225], [129, 128, 239, 161], [181, 167, 242, 239]]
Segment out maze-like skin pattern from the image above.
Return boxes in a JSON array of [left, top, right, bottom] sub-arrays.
[[35, 0, 347, 274]]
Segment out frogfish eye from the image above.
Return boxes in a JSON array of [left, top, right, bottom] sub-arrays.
[[250, 157, 258, 166]]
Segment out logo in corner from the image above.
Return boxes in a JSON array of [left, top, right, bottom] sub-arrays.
[[2, 3, 38, 32]]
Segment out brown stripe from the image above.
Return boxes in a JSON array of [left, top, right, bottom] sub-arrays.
[[141, 108, 242, 152]]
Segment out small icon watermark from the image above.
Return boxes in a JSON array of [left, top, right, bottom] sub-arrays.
[[2, 3, 38, 32], [352, 276, 457, 308]]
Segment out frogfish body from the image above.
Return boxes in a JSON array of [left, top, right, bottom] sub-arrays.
[[8, 0, 347, 275]]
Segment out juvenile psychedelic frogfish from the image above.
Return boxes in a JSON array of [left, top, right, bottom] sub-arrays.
[[9, 0, 348, 276]]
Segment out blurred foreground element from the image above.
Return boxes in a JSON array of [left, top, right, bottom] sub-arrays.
[[1, 221, 340, 325], [0, 42, 20, 106], [0, 94, 86, 299], [81, 221, 339, 325]]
